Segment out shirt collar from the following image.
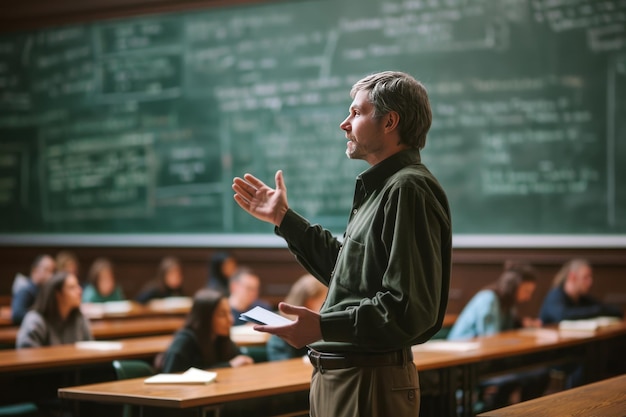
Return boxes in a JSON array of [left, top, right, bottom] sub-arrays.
[[357, 148, 422, 194]]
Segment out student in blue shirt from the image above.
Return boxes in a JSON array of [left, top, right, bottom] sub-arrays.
[[448, 261, 547, 412], [11, 254, 56, 325], [448, 262, 540, 340]]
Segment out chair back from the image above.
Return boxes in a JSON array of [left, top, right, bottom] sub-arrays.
[[112, 360, 155, 380]]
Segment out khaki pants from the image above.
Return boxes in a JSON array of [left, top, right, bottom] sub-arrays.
[[309, 361, 420, 417]]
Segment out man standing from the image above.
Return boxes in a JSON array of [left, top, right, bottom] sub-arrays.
[[11, 254, 56, 325], [232, 71, 451, 416]]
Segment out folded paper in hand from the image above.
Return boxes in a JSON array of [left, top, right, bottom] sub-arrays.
[[144, 367, 217, 385], [239, 306, 293, 326]]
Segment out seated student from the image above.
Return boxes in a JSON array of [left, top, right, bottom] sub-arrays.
[[16, 271, 92, 348], [206, 251, 238, 296], [539, 258, 623, 389], [82, 257, 126, 303], [228, 267, 271, 326], [159, 289, 254, 373], [448, 261, 540, 340], [448, 261, 547, 412], [266, 274, 327, 361], [56, 250, 80, 277], [14, 271, 93, 416], [540, 258, 622, 325], [11, 254, 56, 325], [136, 256, 185, 304]]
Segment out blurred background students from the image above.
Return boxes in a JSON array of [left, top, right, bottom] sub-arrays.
[[15, 271, 93, 416], [136, 256, 185, 304], [16, 271, 92, 348], [266, 274, 327, 361], [540, 258, 623, 325], [159, 289, 253, 373], [82, 258, 125, 303], [447, 261, 547, 412], [206, 251, 238, 296], [448, 261, 539, 340], [539, 258, 623, 389], [11, 254, 56, 325], [228, 267, 270, 326], [55, 250, 80, 280]]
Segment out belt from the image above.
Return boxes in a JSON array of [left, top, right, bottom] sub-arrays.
[[307, 348, 412, 372]]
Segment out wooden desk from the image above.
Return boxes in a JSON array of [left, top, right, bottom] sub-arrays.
[[0, 306, 11, 327], [0, 335, 172, 375], [413, 322, 626, 417], [57, 323, 626, 416], [81, 299, 191, 321], [477, 373, 626, 417], [59, 357, 312, 409], [0, 316, 184, 346]]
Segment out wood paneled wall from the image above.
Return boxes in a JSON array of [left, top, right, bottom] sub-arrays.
[[1, 246, 625, 317]]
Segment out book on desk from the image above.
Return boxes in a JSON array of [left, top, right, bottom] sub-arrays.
[[144, 367, 217, 385], [558, 316, 622, 331]]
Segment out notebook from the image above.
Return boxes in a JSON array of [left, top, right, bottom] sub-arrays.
[[144, 367, 217, 385]]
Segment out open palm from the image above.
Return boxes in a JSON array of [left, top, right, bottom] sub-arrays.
[[232, 170, 289, 226]]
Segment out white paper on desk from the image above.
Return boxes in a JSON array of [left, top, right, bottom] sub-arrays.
[[559, 316, 622, 332], [412, 340, 480, 352], [239, 306, 293, 326], [103, 300, 133, 314], [75, 341, 123, 351], [144, 367, 217, 385]]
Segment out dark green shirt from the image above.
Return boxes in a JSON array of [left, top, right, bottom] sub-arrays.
[[277, 148, 451, 353]]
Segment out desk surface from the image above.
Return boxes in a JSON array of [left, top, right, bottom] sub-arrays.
[[413, 322, 626, 364], [0, 327, 269, 376], [478, 373, 626, 417], [0, 316, 185, 346], [59, 357, 313, 409], [0, 318, 267, 347], [58, 322, 626, 411], [0, 335, 172, 374], [0, 299, 191, 327], [81, 299, 191, 320]]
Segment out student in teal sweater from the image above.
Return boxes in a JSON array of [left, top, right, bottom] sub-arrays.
[[82, 258, 125, 303]]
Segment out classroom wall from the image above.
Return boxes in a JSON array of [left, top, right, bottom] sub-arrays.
[[1, 246, 625, 318]]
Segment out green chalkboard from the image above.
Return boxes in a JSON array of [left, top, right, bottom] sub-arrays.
[[1, 0, 625, 244]]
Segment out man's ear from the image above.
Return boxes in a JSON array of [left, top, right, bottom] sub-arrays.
[[384, 111, 400, 132]]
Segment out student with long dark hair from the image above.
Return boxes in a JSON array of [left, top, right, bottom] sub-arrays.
[[16, 271, 92, 348], [160, 289, 253, 373], [206, 251, 238, 296]]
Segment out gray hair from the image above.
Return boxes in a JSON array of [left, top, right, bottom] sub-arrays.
[[350, 71, 432, 149]]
